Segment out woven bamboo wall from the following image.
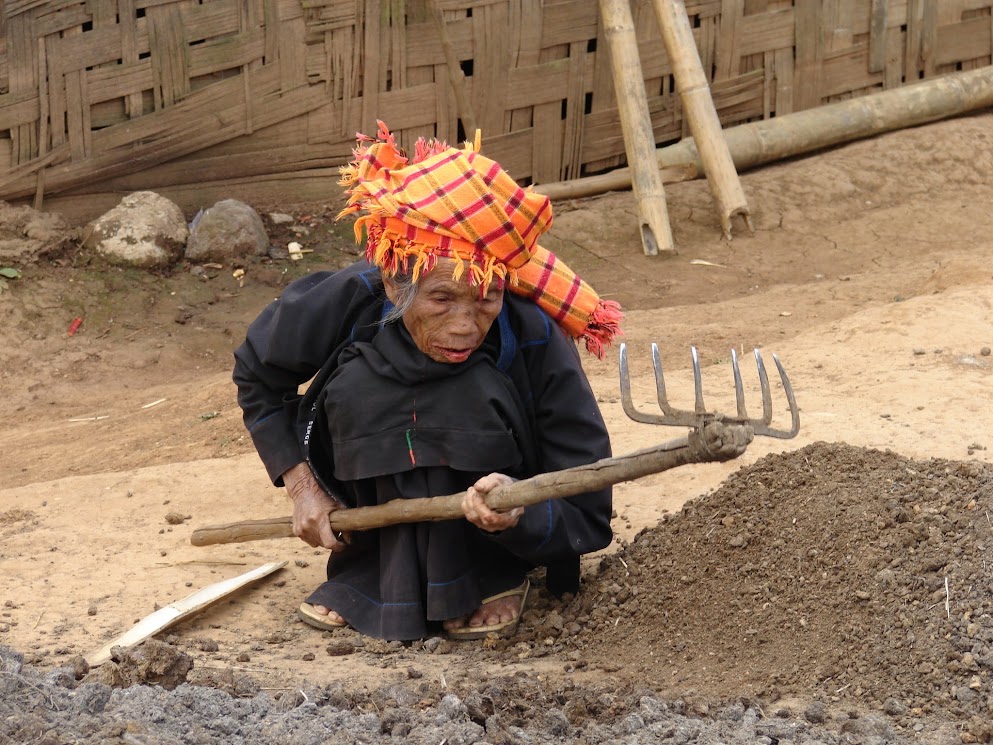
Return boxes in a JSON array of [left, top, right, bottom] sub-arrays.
[[0, 0, 991, 214]]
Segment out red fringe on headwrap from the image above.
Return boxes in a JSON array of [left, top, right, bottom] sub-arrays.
[[579, 299, 624, 359]]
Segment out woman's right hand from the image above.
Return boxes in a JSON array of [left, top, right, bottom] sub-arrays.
[[282, 462, 350, 552]]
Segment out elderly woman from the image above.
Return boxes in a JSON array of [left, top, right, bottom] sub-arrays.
[[233, 123, 622, 641]]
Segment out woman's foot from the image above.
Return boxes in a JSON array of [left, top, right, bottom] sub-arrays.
[[297, 602, 348, 630], [442, 593, 522, 631], [444, 579, 530, 639]]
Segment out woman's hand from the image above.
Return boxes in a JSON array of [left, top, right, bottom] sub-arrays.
[[282, 462, 350, 552], [463, 473, 523, 533]]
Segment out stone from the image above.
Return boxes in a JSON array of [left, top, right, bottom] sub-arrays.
[[186, 199, 269, 262], [83, 192, 188, 268]]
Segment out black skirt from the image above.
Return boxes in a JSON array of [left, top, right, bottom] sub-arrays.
[[307, 318, 533, 640]]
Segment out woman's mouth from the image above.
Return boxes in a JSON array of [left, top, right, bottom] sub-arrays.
[[436, 346, 473, 363]]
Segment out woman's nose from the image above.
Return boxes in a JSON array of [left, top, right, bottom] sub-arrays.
[[449, 305, 477, 334]]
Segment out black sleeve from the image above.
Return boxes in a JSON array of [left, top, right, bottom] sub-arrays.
[[232, 262, 383, 485], [488, 320, 614, 563]]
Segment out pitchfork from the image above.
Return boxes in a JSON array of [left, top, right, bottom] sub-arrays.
[[619, 343, 799, 439], [191, 344, 800, 546]]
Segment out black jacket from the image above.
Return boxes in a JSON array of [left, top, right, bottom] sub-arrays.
[[232, 260, 614, 592]]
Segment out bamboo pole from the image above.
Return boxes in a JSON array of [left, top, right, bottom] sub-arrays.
[[191, 422, 754, 546], [651, 0, 751, 240], [534, 64, 993, 201], [598, 0, 674, 255], [85, 561, 287, 667], [428, 0, 477, 139]]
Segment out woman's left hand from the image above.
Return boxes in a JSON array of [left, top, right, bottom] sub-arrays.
[[463, 473, 523, 532]]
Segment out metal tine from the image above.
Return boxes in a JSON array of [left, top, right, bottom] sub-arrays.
[[730, 348, 748, 419], [746, 351, 800, 439], [650, 343, 674, 416], [620, 343, 665, 425], [618, 343, 642, 423], [754, 349, 774, 425], [691, 346, 705, 415], [619, 343, 696, 427], [770, 352, 800, 438]]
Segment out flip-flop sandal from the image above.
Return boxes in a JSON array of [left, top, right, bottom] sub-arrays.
[[297, 602, 349, 631], [446, 579, 530, 641]]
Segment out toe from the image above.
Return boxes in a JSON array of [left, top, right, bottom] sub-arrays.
[[311, 604, 345, 625]]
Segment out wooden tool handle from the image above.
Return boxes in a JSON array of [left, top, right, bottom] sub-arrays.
[[190, 516, 295, 546], [190, 423, 752, 546]]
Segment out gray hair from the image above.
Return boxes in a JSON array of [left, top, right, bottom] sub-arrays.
[[381, 268, 418, 325]]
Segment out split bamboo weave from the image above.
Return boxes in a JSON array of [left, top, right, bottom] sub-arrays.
[[0, 0, 991, 208]]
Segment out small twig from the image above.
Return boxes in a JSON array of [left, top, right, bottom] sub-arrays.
[[944, 577, 950, 620], [154, 560, 248, 568], [0, 671, 60, 710], [618, 557, 629, 570], [200, 664, 268, 673], [124, 327, 147, 340], [141, 398, 166, 409], [835, 683, 852, 694], [33, 611, 44, 629]]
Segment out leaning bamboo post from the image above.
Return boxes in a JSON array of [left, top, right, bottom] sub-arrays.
[[429, 0, 477, 139], [651, 0, 751, 240], [598, 0, 675, 255], [534, 64, 993, 201]]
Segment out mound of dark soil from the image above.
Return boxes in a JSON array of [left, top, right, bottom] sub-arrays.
[[530, 442, 993, 740]]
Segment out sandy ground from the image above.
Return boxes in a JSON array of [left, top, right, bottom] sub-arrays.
[[1, 112, 992, 727]]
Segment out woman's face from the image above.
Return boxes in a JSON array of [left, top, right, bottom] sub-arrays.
[[385, 260, 504, 363]]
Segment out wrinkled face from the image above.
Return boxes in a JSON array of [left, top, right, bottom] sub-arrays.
[[385, 260, 504, 364]]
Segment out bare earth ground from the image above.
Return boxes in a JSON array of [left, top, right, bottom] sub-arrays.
[[1, 113, 993, 743]]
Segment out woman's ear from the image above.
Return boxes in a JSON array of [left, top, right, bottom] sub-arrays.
[[382, 274, 400, 305]]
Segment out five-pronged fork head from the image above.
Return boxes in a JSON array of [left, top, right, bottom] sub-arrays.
[[618, 343, 800, 439]]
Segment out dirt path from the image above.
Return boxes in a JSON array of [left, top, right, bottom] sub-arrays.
[[1, 113, 993, 743]]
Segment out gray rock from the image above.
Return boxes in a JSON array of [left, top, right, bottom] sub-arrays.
[[83, 192, 187, 268], [621, 712, 645, 733], [638, 696, 669, 722], [437, 693, 466, 722], [186, 199, 269, 262], [882, 697, 907, 715], [803, 700, 828, 723]]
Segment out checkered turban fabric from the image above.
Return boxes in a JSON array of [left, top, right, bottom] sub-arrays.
[[337, 121, 622, 357]]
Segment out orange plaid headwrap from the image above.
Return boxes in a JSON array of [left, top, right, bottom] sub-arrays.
[[337, 121, 622, 358]]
